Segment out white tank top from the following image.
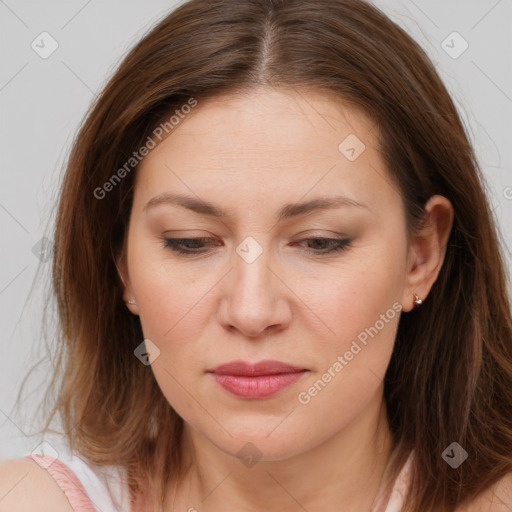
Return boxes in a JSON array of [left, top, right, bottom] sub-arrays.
[[26, 437, 132, 512]]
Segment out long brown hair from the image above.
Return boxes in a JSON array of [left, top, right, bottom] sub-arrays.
[[18, 0, 512, 510]]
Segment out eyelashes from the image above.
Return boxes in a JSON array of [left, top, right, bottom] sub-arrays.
[[162, 237, 215, 255], [161, 237, 351, 256]]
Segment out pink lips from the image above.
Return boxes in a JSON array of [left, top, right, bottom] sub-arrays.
[[207, 360, 308, 399]]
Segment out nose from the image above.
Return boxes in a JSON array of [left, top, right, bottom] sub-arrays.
[[217, 246, 292, 338]]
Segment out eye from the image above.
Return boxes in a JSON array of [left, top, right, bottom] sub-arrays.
[[295, 237, 351, 255], [161, 237, 219, 255], [161, 237, 351, 256]]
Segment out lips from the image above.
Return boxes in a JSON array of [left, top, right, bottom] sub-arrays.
[[207, 360, 308, 399], [209, 359, 307, 376]]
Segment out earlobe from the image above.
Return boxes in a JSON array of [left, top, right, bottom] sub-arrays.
[[412, 293, 423, 308], [401, 195, 454, 312]]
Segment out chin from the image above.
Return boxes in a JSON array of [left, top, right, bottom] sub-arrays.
[[211, 424, 315, 464]]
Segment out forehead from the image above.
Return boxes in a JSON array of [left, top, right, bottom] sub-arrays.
[[150, 86, 376, 150], [132, 86, 396, 216]]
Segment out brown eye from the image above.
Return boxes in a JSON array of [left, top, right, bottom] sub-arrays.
[[161, 237, 219, 255], [296, 238, 351, 255]]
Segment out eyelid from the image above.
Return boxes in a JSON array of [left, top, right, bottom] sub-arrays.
[[294, 229, 349, 238]]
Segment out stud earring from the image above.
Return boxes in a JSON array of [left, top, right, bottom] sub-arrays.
[[127, 299, 136, 305], [413, 293, 423, 308]]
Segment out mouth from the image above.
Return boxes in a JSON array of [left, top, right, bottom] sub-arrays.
[[206, 360, 309, 399]]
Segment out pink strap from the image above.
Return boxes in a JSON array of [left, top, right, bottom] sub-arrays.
[[373, 450, 414, 511], [25, 454, 98, 512]]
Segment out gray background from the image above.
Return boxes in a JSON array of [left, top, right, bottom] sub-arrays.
[[1, 0, 511, 460]]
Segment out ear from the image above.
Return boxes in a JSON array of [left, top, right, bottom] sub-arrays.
[[115, 245, 140, 316], [401, 194, 454, 312]]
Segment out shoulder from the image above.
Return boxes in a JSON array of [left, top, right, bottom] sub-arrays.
[[455, 471, 512, 512], [0, 457, 75, 511]]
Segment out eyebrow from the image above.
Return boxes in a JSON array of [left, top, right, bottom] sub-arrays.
[[143, 192, 369, 222]]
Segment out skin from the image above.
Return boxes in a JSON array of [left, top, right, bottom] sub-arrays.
[[117, 86, 454, 511]]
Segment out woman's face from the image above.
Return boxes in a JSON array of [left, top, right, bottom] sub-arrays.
[[119, 86, 415, 461]]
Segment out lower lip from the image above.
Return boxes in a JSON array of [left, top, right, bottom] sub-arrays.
[[210, 372, 307, 399]]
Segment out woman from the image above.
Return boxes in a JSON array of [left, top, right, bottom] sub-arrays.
[[1, 0, 511, 511]]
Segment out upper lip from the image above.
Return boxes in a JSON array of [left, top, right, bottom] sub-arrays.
[[208, 360, 307, 376]]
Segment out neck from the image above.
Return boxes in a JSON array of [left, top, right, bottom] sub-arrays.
[[166, 384, 394, 512]]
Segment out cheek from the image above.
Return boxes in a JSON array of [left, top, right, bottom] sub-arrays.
[[131, 261, 208, 419], [129, 239, 208, 341], [310, 251, 404, 343], [294, 272, 401, 435], [297, 247, 405, 400], [128, 248, 215, 406]]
